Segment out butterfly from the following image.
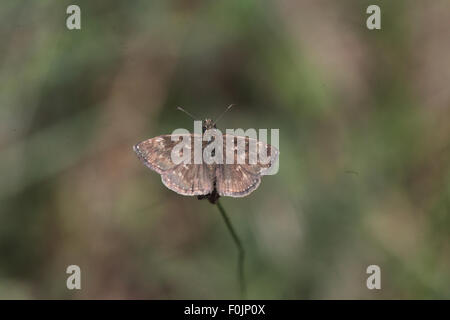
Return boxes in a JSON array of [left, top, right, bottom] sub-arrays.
[[133, 109, 279, 204]]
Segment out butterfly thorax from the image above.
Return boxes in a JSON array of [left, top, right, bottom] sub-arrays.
[[202, 119, 216, 133], [200, 119, 219, 203]]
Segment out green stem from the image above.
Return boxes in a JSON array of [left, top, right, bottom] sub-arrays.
[[216, 200, 246, 299]]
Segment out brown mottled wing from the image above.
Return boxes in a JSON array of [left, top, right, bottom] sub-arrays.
[[216, 135, 279, 197], [215, 164, 261, 197], [161, 163, 215, 196], [134, 134, 182, 174], [133, 134, 214, 196]]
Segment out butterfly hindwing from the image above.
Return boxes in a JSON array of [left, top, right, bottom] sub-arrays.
[[161, 163, 215, 196], [215, 163, 261, 197], [215, 135, 278, 197]]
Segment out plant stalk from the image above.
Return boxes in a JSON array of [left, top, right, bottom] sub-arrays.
[[216, 200, 246, 299]]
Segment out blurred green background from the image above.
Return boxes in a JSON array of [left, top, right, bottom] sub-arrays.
[[1, 0, 449, 299]]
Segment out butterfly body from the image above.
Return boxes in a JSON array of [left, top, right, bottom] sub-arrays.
[[134, 119, 278, 204]]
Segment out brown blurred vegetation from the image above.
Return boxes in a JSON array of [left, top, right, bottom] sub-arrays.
[[0, 0, 449, 299]]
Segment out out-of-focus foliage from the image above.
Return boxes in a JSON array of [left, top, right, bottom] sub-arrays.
[[0, 0, 449, 299]]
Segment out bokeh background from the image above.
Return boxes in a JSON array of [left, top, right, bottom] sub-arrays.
[[1, 0, 449, 299]]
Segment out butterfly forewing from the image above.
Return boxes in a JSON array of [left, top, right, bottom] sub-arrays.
[[134, 134, 215, 196], [134, 134, 183, 173]]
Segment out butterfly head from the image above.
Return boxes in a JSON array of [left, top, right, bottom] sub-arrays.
[[202, 119, 216, 133]]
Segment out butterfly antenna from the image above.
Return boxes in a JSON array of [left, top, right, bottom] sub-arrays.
[[177, 107, 198, 120], [213, 104, 235, 126]]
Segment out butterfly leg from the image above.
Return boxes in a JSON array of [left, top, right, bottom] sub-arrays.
[[197, 188, 220, 204]]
